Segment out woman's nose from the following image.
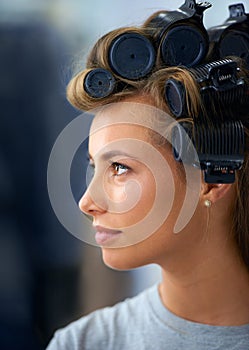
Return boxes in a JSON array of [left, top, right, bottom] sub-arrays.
[[78, 188, 106, 217]]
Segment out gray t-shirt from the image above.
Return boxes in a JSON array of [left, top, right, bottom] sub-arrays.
[[47, 284, 249, 350]]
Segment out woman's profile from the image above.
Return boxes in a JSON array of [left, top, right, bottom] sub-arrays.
[[47, 1, 249, 349]]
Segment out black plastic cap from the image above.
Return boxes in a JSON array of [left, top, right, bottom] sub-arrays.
[[165, 78, 186, 118], [161, 25, 208, 67], [108, 32, 155, 80], [171, 121, 194, 163], [172, 123, 184, 162], [84, 68, 116, 98], [219, 31, 249, 69]]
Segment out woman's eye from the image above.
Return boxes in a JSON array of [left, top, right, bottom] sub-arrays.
[[112, 162, 130, 176]]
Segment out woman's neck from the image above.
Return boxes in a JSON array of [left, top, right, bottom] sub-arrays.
[[159, 239, 249, 326]]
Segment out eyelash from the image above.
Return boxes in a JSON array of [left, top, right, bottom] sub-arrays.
[[87, 158, 130, 177], [111, 162, 130, 176]]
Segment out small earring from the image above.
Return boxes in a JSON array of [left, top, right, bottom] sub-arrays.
[[204, 199, 212, 208]]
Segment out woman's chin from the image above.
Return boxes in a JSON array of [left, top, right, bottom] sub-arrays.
[[101, 247, 144, 271]]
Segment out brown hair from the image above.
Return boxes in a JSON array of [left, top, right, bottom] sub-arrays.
[[66, 21, 249, 270]]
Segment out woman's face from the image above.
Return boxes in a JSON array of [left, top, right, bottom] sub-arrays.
[[79, 97, 202, 269]]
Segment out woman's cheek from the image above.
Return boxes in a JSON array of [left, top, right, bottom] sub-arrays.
[[104, 178, 129, 204], [124, 177, 156, 221]]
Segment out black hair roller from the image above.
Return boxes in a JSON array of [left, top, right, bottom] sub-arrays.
[[165, 79, 187, 118], [189, 59, 248, 116], [165, 59, 248, 118], [144, 0, 211, 67], [108, 32, 156, 80], [172, 120, 245, 183], [84, 68, 116, 98], [208, 3, 249, 69], [171, 121, 196, 163]]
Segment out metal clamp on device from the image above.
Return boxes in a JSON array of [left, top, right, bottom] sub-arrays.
[[172, 120, 245, 183], [144, 0, 211, 67]]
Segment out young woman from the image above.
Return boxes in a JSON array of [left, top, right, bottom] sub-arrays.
[[47, 1, 249, 349]]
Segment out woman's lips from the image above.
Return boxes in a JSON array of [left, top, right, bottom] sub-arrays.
[[94, 225, 122, 245]]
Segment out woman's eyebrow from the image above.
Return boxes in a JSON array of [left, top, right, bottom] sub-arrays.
[[88, 151, 138, 162], [100, 150, 137, 161]]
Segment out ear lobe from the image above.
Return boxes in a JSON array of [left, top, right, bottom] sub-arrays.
[[201, 182, 234, 204]]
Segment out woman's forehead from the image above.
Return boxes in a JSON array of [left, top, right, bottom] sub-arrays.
[[90, 101, 149, 129], [88, 103, 176, 165], [90, 100, 174, 135], [89, 118, 151, 158]]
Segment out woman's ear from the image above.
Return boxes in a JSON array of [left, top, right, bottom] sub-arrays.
[[200, 181, 234, 205]]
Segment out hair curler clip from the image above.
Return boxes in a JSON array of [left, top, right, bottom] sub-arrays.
[[165, 58, 248, 118], [144, 0, 211, 67], [84, 68, 116, 98], [208, 3, 249, 68], [172, 120, 245, 183]]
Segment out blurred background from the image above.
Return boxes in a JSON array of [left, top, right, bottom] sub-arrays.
[[0, 1, 247, 349]]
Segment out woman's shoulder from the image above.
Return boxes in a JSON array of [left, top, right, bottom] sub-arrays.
[[46, 284, 158, 350]]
